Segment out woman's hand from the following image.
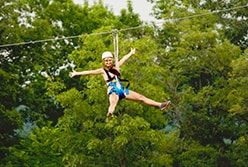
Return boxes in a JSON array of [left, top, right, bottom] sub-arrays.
[[130, 48, 136, 55], [69, 70, 76, 78], [118, 48, 136, 67]]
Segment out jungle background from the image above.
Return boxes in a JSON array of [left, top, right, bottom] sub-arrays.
[[0, 0, 247, 166]]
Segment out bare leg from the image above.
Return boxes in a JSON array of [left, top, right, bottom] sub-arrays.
[[125, 90, 162, 107], [107, 93, 119, 117]]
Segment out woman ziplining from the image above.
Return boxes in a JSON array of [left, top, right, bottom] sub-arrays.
[[69, 48, 171, 118]]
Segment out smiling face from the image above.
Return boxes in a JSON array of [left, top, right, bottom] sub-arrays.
[[103, 57, 113, 68]]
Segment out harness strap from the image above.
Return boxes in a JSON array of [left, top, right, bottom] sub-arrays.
[[104, 67, 130, 88], [104, 68, 115, 82], [119, 79, 130, 89]]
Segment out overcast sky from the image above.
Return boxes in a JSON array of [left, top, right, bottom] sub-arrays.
[[73, 0, 155, 22]]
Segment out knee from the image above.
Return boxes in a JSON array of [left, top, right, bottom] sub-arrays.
[[109, 95, 119, 106], [109, 98, 118, 105], [137, 94, 146, 102]]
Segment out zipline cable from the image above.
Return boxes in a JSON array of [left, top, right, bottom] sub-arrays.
[[0, 4, 247, 48], [0, 31, 111, 48], [155, 4, 248, 24]]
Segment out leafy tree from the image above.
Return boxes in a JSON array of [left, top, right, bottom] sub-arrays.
[[148, 0, 247, 165], [5, 11, 176, 164], [0, 106, 22, 161], [190, 0, 248, 50], [3, 0, 247, 166], [227, 134, 248, 167], [117, 0, 142, 28], [7, 86, 178, 166], [176, 141, 219, 167], [225, 49, 248, 166], [227, 49, 248, 119], [0, 0, 124, 162], [148, 0, 248, 50]]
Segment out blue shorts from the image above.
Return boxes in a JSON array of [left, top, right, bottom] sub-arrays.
[[108, 82, 129, 100]]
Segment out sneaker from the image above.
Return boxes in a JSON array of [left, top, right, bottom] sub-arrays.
[[160, 101, 171, 110], [107, 112, 114, 119]]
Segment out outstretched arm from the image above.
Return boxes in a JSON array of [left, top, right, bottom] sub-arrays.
[[118, 48, 136, 67], [69, 68, 103, 78]]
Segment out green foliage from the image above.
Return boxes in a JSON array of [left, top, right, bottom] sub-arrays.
[[1, 0, 247, 166], [7, 125, 63, 166], [148, 0, 247, 165], [227, 51, 248, 117], [227, 135, 248, 166], [118, 0, 142, 29], [0, 69, 20, 109], [6, 113, 178, 166], [177, 142, 218, 167], [149, 0, 248, 50], [0, 106, 23, 159]]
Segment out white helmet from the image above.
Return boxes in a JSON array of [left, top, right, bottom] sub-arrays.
[[102, 51, 113, 60]]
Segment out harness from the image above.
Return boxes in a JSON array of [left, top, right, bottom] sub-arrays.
[[104, 66, 130, 88], [104, 66, 130, 99]]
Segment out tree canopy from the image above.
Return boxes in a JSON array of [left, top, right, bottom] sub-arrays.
[[1, 0, 247, 166]]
